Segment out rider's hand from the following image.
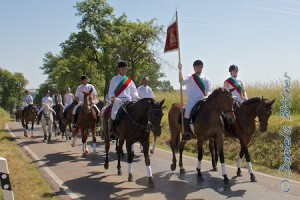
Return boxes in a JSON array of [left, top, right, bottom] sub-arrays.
[[111, 96, 116, 101], [244, 97, 248, 101]]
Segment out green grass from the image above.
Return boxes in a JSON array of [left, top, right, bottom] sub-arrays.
[[153, 84, 300, 181], [0, 108, 57, 200]]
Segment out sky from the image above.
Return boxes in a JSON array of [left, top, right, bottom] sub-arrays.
[[1, 0, 300, 89]]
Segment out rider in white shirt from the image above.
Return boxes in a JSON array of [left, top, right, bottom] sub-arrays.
[[72, 75, 100, 129], [224, 64, 248, 104], [21, 90, 34, 121], [179, 60, 212, 140], [137, 77, 155, 99], [52, 90, 63, 106], [63, 87, 75, 115], [108, 60, 139, 139], [37, 90, 54, 125]]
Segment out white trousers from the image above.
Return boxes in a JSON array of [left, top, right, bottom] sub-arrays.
[[111, 99, 123, 120], [72, 103, 100, 116], [184, 98, 200, 119]]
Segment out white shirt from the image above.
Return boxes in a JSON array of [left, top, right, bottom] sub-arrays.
[[64, 93, 74, 105], [138, 85, 155, 99], [24, 95, 33, 105], [52, 94, 62, 105], [75, 84, 97, 103], [225, 76, 244, 103], [108, 74, 139, 102], [182, 74, 212, 101], [42, 96, 53, 106]]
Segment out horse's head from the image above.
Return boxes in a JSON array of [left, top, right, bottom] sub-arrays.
[[82, 88, 93, 112], [150, 99, 165, 137], [256, 97, 275, 132], [219, 88, 236, 124]]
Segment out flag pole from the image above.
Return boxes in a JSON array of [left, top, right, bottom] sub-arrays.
[[176, 10, 185, 138]]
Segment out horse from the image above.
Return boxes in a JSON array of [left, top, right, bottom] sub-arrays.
[[61, 100, 78, 140], [169, 88, 236, 184], [102, 98, 157, 187], [15, 106, 21, 122], [41, 103, 54, 142], [52, 103, 64, 136], [21, 104, 38, 137], [71, 88, 97, 156], [209, 97, 275, 182], [138, 99, 166, 154]]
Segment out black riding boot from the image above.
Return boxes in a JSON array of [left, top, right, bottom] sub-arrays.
[[109, 120, 116, 140], [72, 114, 77, 129], [183, 118, 192, 141], [37, 112, 42, 125]]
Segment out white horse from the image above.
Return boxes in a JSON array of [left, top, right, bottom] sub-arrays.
[[41, 103, 54, 142]]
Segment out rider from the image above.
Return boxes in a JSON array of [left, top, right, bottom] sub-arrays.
[[224, 64, 248, 104], [21, 90, 34, 123], [137, 77, 155, 99], [62, 87, 75, 118], [179, 60, 212, 141], [37, 90, 54, 125], [52, 90, 63, 106], [72, 75, 100, 129], [108, 60, 139, 140]]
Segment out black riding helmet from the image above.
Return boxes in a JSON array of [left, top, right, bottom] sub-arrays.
[[118, 60, 128, 68], [193, 60, 203, 67], [229, 64, 239, 72]]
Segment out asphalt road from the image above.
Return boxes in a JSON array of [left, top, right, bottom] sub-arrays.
[[5, 122, 300, 200]]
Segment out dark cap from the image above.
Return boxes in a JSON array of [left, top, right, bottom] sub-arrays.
[[25, 90, 29, 93], [81, 75, 87, 80], [193, 60, 203, 67], [45, 90, 50, 94], [229, 64, 239, 72], [118, 60, 128, 68]]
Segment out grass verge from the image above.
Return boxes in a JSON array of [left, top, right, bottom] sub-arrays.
[[0, 107, 57, 200]]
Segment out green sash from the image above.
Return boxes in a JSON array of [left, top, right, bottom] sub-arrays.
[[226, 77, 242, 97], [114, 76, 132, 97], [192, 74, 206, 96]]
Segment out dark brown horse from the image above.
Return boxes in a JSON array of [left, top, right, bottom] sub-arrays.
[[15, 106, 21, 122], [169, 88, 236, 184], [61, 100, 78, 140], [52, 103, 64, 136], [102, 98, 157, 187], [21, 104, 38, 137], [95, 100, 105, 137], [209, 97, 275, 182], [71, 88, 97, 156]]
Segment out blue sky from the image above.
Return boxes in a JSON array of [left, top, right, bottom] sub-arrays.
[[1, 0, 299, 89]]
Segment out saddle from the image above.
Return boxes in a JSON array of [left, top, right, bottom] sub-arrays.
[[178, 99, 207, 124]]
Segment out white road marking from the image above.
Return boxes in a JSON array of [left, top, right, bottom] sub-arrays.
[[5, 123, 81, 200]]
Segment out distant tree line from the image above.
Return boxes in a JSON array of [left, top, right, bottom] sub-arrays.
[[0, 68, 28, 114], [36, 0, 174, 104]]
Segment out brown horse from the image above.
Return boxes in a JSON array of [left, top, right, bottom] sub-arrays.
[[21, 104, 38, 137], [95, 100, 105, 137], [61, 100, 78, 140], [102, 98, 157, 187], [169, 88, 236, 184], [209, 97, 275, 182], [71, 88, 97, 156], [15, 107, 21, 122]]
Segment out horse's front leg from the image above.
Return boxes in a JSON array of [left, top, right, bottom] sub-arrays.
[[196, 139, 204, 181], [150, 136, 157, 154], [179, 136, 187, 174], [92, 127, 97, 155], [209, 138, 217, 171], [216, 136, 230, 185], [24, 122, 28, 137], [31, 120, 34, 137], [48, 122, 52, 142], [141, 138, 154, 188], [71, 127, 78, 147], [170, 129, 179, 171], [82, 129, 88, 155], [242, 144, 256, 182], [237, 143, 245, 177], [126, 141, 134, 182], [116, 139, 124, 175]]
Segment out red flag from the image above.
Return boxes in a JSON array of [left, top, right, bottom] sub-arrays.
[[164, 21, 179, 53]]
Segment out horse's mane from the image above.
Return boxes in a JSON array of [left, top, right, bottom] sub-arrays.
[[242, 97, 261, 105], [207, 88, 222, 102]]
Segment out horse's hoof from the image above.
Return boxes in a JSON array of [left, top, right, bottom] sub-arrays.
[[148, 177, 155, 188], [212, 166, 218, 172], [223, 175, 230, 185], [104, 163, 109, 170], [180, 168, 186, 174], [84, 149, 89, 154], [71, 141, 75, 147], [170, 164, 176, 171], [69, 137, 71, 140], [237, 168, 242, 177], [117, 170, 122, 176], [121, 152, 125, 157], [31, 135, 34, 138], [24, 133, 28, 137], [128, 174, 134, 182], [250, 173, 257, 182], [197, 168, 202, 178], [150, 149, 154, 154]]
